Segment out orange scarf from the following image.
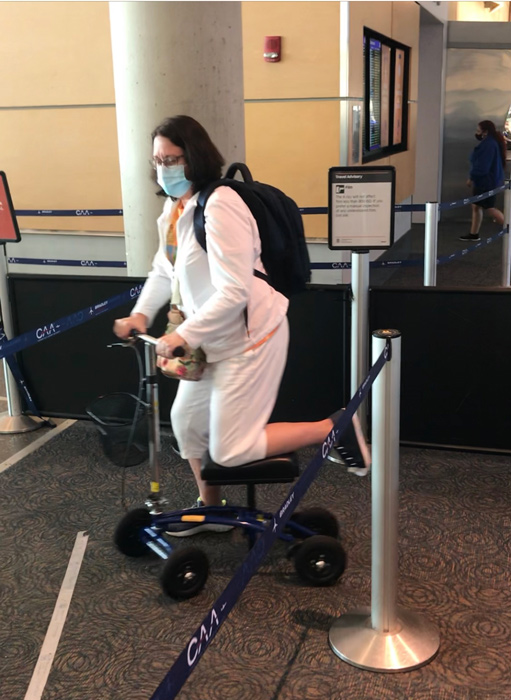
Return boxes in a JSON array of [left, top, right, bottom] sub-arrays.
[[166, 200, 184, 265]]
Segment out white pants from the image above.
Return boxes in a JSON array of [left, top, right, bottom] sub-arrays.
[[170, 320, 289, 466]]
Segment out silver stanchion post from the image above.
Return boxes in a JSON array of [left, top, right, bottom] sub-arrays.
[[0, 245, 40, 433], [328, 251, 370, 468], [350, 250, 370, 434], [424, 202, 439, 287], [501, 181, 511, 287], [329, 329, 440, 671]]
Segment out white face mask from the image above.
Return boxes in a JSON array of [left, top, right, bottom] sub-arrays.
[[156, 164, 192, 198]]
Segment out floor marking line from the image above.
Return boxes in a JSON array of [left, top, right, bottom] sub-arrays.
[[23, 531, 89, 700], [0, 419, 76, 474]]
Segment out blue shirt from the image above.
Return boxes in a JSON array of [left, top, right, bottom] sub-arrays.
[[469, 136, 504, 190]]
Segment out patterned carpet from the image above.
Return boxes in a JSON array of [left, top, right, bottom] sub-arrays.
[[1, 421, 511, 700]]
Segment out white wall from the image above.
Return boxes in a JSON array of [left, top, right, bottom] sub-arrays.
[[413, 5, 447, 223]]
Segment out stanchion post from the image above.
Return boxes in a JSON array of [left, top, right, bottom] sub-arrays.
[[0, 245, 40, 433], [424, 202, 439, 287], [350, 251, 370, 435], [329, 329, 440, 671], [501, 181, 511, 287]]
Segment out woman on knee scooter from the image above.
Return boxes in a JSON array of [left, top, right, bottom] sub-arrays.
[[113, 115, 370, 536]]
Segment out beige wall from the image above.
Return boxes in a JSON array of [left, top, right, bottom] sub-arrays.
[[0, 1, 122, 233], [1, 0, 420, 239], [242, 1, 340, 240], [455, 1, 510, 22], [242, 1, 420, 240]]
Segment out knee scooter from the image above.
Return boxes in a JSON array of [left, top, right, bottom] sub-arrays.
[[112, 332, 346, 599]]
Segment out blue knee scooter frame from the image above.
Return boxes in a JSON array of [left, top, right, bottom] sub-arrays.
[[113, 333, 346, 599]]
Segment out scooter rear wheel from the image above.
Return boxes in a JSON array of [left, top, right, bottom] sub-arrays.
[[290, 507, 339, 539], [293, 535, 346, 586]]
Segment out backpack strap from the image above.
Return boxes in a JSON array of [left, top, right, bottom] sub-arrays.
[[193, 175, 270, 286], [224, 162, 254, 182]]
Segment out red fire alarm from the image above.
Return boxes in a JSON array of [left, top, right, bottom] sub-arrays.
[[264, 36, 281, 62]]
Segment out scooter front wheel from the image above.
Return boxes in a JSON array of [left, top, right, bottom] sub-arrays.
[[114, 508, 152, 557], [160, 547, 209, 599]]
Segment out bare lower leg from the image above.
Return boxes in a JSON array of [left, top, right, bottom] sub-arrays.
[[487, 207, 504, 226], [265, 418, 333, 457], [471, 204, 483, 234], [188, 457, 222, 506]]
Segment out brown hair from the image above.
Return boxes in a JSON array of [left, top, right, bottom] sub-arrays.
[[479, 120, 507, 168], [151, 115, 225, 193]]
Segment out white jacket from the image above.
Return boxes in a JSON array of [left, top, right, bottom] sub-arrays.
[[132, 186, 289, 363]]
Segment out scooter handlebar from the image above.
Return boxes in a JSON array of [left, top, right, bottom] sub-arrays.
[[129, 330, 185, 357]]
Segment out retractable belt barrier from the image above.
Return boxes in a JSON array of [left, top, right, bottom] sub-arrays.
[[15, 186, 506, 219], [0, 285, 142, 362], [8, 257, 127, 268], [8, 230, 502, 273], [148, 342, 390, 700], [0, 323, 52, 423], [11, 185, 507, 273]]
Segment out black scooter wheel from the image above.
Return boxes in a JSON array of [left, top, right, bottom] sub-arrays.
[[160, 547, 209, 599], [114, 508, 152, 557], [290, 507, 339, 539], [293, 535, 346, 586]]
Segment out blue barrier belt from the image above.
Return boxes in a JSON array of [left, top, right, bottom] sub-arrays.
[[310, 259, 423, 270], [15, 208, 123, 217], [13, 185, 508, 219], [437, 229, 504, 265], [8, 257, 127, 268], [0, 324, 52, 423], [311, 227, 506, 271], [393, 203, 425, 212], [0, 285, 142, 361], [439, 184, 507, 212], [8, 227, 504, 275], [149, 341, 390, 700]]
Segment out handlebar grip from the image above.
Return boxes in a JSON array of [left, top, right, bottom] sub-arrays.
[[173, 346, 186, 358]]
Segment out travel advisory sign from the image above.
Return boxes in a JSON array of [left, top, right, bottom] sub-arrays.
[[328, 166, 395, 250], [0, 172, 21, 243]]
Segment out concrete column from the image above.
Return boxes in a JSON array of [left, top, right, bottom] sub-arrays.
[[109, 1, 245, 275]]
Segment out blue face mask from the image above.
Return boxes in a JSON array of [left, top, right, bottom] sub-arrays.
[[156, 164, 192, 198]]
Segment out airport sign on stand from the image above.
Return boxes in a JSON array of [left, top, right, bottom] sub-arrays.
[[328, 166, 395, 251]]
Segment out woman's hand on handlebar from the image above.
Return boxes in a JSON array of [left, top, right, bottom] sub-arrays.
[[156, 330, 186, 359], [113, 313, 148, 340]]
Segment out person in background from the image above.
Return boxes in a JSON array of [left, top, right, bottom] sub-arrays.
[[460, 119, 506, 242], [113, 115, 370, 536]]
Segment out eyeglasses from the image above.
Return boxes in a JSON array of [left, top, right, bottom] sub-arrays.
[[151, 155, 185, 169]]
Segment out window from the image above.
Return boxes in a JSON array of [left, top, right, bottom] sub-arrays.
[[363, 28, 410, 163]]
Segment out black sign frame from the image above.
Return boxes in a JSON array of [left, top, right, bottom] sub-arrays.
[[328, 165, 395, 251]]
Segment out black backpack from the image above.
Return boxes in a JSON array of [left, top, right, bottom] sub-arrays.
[[193, 163, 311, 297]]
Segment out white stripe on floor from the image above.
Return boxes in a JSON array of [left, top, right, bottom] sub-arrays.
[[0, 419, 76, 474], [24, 531, 89, 700]]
